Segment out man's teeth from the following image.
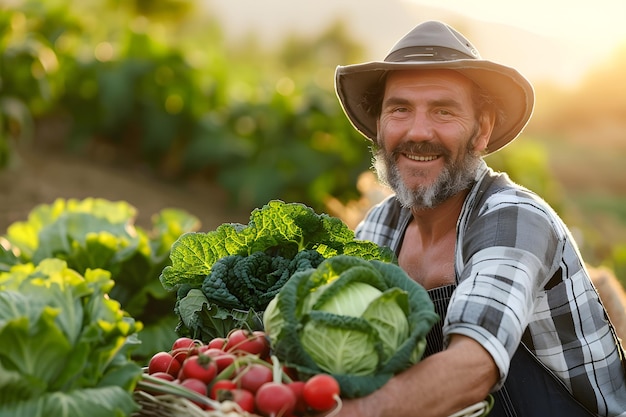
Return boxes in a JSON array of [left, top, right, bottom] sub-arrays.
[[406, 154, 438, 162]]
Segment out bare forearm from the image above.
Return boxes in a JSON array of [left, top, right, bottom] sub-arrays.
[[374, 342, 496, 416], [331, 335, 499, 417]]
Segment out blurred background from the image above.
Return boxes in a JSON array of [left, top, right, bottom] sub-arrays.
[[1, 0, 625, 288]]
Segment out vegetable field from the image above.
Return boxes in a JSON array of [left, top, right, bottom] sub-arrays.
[[2, 0, 626, 283], [1, 198, 464, 417], [1, 1, 624, 416]]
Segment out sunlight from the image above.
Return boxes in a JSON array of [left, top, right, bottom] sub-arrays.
[[402, 0, 626, 86], [403, 0, 626, 41], [405, 0, 626, 50]]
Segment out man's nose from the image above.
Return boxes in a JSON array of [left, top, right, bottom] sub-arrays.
[[406, 112, 435, 141]]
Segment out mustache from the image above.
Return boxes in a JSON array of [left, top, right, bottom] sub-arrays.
[[391, 141, 451, 159]]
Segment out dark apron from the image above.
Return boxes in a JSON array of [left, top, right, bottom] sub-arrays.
[[426, 285, 596, 417]]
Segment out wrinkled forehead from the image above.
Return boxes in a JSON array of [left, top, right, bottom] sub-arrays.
[[384, 68, 475, 90], [382, 69, 477, 105]]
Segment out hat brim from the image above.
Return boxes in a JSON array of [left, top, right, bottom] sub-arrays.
[[335, 59, 535, 154]]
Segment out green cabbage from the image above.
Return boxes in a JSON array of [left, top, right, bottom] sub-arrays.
[[2, 197, 201, 359], [263, 255, 438, 398], [0, 259, 143, 417]]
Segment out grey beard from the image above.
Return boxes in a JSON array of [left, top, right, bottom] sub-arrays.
[[373, 143, 482, 210]]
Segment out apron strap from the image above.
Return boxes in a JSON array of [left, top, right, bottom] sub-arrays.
[[425, 286, 597, 416], [489, 343, 596, 417]]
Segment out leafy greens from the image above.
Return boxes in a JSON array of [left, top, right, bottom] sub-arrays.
[[0, 259, 143, 417], [2, 197, 201, 358], [262, 254, 439, 398], [161, 200, 395, 341]]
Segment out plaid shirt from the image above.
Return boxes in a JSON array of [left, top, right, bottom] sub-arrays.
[[356, 161, 626, 417]]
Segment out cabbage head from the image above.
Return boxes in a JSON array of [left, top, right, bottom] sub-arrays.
[[263, 255, 438, 398]]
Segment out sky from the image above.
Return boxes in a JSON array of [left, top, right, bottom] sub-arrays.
[[206, 0, 626, 87], [406, 0, 626, 42], [404, 0, 626, 84]]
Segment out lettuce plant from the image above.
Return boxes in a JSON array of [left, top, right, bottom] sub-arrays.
[[0, 259, 143, 417], [2, 197, 200, 358]]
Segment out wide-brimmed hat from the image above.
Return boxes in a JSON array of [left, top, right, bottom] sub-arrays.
[[335, 20, 535, 154]]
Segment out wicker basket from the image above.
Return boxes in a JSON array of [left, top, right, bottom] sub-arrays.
[[134, 370, 492, 417], [133, 389, 491, 417], [448, 396, 494, 417], [133, 390, 261, 417]]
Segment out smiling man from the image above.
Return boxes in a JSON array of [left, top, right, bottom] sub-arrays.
[[375, 69, 489, 209], [331, 21, 626, 417]]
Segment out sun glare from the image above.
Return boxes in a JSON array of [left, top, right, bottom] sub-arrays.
[[403, 0, 626, 86], [405, 0, 626, 40]]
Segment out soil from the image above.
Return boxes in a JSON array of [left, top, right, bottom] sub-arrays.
[[0, 147, 251, 234]]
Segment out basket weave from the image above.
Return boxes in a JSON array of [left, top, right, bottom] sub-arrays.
[[133, 390, 261, 417], [133, 386, 490, 417], [448, 397, 494, 417]]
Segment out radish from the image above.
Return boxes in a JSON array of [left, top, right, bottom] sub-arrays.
[[287, 381, 308, 414], [237, 363, 273, 393], [255, 382, 297, 416], [148, 351, 181, 377], [303, 373, 341, 412]]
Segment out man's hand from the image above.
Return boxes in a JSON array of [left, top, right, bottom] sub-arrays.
[[315, 334, 499, 417]]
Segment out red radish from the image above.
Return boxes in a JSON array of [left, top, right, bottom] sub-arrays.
[[252, 330, 271, 358], [229, 388, 255, 413], [148, 351, 181, 377], [255, 382, 297, 417], [203, 348, 236, 372], [180, 377, 208, 396], [303, 374, 341, 411], [209, 379, 237, 400], [238, 363, 273, 393], [171, 336, 196, 352], [179, 354, 218, 384], [179, 377, 210, 409], [207, 337, 226, 350], [150, 371, 175, 381], [287, 381, 308, 414], [171, 337, 197, 362], [225, 329, 269, 356]]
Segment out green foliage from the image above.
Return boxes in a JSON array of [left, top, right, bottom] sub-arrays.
[[175, 287, 264, 343], [262, 255, 438, 398], [2, 197, 201, 358], [485, 137, 565, 213], [3, 0, 622, 284], [200, 249, 325, 312], [0, 259, 142, 417], [174, 249, 325, 343], [160, 200, 394, 291], [0, 0, 371, 212], [164, 200, 395, 342]]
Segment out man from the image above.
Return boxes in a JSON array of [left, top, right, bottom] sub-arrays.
[[332, 21, 626, 417]]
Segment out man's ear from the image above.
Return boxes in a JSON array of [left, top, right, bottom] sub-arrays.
[[475, 110, 496, 152]]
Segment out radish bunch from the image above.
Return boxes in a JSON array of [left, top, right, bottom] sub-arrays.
[[138, 329, 341, 417]]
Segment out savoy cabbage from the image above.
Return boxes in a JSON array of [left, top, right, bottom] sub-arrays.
[[161, 200, 395, 341]]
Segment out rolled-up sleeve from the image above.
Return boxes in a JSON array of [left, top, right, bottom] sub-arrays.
[[443, 193, 562, 389]]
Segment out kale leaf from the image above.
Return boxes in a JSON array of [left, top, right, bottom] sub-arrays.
[[160, 200, 395, 291], [164, 200, 395, 341]]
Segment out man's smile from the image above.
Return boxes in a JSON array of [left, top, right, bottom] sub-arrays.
[[404, 154, 440, 162]]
